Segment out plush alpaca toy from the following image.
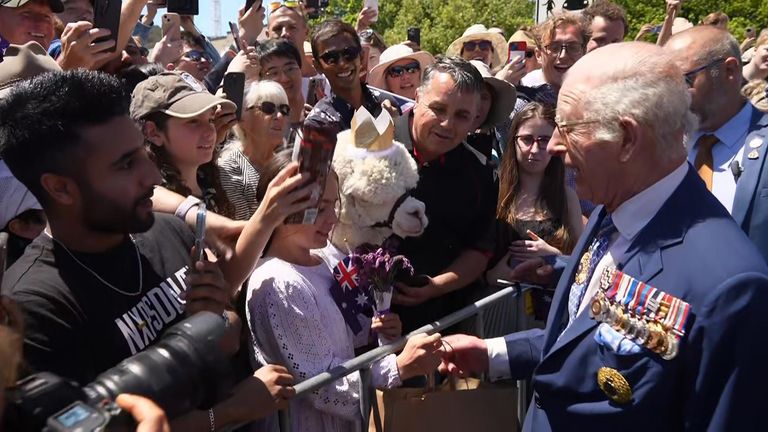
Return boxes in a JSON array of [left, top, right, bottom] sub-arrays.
[[330, 108, 428, 251]]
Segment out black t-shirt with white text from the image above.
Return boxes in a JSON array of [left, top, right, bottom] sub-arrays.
[[2, 214, 195, 385]]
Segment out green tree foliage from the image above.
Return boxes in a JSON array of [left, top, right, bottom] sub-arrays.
[[313, 0, 534, 54], [311, 0, 767, 53], [613, 0, 767, 41]]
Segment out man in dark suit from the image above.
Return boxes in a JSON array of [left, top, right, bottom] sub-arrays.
[[667, 26, 768, 261], [439, 42, 768, 431]]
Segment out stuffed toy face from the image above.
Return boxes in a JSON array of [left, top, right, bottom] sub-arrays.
[[331, 134, 428, 250]]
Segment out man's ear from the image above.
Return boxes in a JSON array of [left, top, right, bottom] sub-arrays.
[[359, 45, 370, 75], [723, 57, 741, 83], [142, 121, 165, 147], [534, 46, 544, 65], [165, 63, 176, 71], [617, 116, 641, 163], [313, 58, 323, 74], [39, 173, 79, 207]]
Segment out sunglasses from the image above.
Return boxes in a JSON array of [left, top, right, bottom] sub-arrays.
[[463, 40, 493, 52], [183, 50, 211, 63], [269, 0, 300, 13], [386, 61, 421, 78], [525, 50, 535, 58], [250, 101, 291, 116], [319, 46, 361, 65]]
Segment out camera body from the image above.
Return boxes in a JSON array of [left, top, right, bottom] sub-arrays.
[[4, 312, 230, 431]]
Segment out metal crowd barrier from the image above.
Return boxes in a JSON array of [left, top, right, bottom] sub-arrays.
[[277, 282, 537, 432]]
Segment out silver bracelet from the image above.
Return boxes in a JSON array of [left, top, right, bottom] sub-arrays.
[[208, 408, 215, 432]]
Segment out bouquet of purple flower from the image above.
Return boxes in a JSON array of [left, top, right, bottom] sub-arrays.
[[350, 244, 413, 316]]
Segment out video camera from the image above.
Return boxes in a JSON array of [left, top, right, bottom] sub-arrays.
[[3, 312, 231, 432]]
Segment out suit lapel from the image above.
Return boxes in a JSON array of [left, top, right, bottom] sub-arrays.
[[732, 108, 768, 227], [541, 207, 607, 355], [541, 168, 700, 361]]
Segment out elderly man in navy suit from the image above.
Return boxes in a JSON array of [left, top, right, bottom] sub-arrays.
[[666, 26, 768, 262], [439, 41, 768, 431]]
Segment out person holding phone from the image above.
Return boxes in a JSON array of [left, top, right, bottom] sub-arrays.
[[219, 81, 291, 221], [132, 71, 237, 218], [246, 151, 444, 432], [367, 44, 433, 100], [484, 103, 582, 321], [742, 29, 768, 84]]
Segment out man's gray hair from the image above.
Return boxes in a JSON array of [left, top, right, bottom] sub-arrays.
[[580, 47, 696, 161], [418, 56, 484, 95], [692, 31, 742, 68]]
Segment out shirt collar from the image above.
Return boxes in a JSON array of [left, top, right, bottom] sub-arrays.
[[612, 162, 688, 241], [691, 102, 753, 148]]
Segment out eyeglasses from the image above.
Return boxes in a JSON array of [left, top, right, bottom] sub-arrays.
[[386, 61, 421, 78], [263, 63, 301, 79], [319, 46, 361, 65], [183, 50, 211, 63], [543, 43, 584, 57], [269, 0, 300, 13], [554, 116, 602, 147], [515, 134, 552, 149], [683, 57, 725, 88], [463, 40, 493, 52], [249, 101, 291, 116]]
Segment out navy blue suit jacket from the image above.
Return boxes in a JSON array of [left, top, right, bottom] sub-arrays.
[[505, 166, 768, 431], [733, 106, 768, 262]]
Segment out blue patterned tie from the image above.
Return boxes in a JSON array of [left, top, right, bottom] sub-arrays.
[[566, 216, 616, 327]]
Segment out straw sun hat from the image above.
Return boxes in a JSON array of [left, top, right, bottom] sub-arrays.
[[367, 44, 435, 91], [446, 24, 509, 70]]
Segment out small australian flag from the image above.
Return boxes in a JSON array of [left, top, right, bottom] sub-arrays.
[[331, 256, 374, 334]]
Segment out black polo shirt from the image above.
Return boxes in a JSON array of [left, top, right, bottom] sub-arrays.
[[306, 83, 383, 131], [394, 142, 498, 331]]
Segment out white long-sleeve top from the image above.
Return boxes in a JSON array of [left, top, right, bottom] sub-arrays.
[[246, 254, 401, 432]]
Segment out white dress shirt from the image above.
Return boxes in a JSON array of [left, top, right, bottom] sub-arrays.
[[687, 103, 754, 212], [486, 162, 689, 380]]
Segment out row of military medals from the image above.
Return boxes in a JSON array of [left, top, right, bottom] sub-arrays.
[[590, 267, 691, 361]]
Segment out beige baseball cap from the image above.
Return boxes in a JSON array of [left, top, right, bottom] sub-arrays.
[[2, 0, 64, 13], [130, 71, 235, 120], [0, 42, 61, 99]]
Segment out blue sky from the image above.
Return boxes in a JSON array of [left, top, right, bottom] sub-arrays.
[[194, 0, 267, 37]]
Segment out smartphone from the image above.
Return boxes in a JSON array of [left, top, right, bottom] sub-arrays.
[[244, 0, 257, 12], [363, 0, 378, 22], [93, 0, 122, 52], [650, 24, 663, 35], [223, 72, 245, 120], [228, 21, 243, 51], [747, 27, 756, 38], [161, 13, 181, 39], [306, 77, 320, 106], [167, 0, 198, 16], [194, 203, 206, 262], [407, 27, 420, 47], [508, 41, 527, 63]]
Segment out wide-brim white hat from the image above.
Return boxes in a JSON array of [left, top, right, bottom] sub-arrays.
[[446, 24, 509, 70], [367, 44, 434, 90], [469, 60, 517, 128]]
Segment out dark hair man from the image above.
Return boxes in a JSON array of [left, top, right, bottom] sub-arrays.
[[390, 56, 498, 332], [0, 70, 294, 429], [306, 19, 384, 131], [440, 42, 768, 431], [667, 26, 768, 262], [583, 0, 628, 52]]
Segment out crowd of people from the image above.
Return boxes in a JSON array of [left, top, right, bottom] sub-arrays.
[[1, 0, 768, 430]]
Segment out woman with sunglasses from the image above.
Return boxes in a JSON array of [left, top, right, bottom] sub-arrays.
[[485, 103, 582, 321], [367, 44, 434, 100], [166, 31, 213, 84], [247, 151, 443, 432], [219, 81, 291, 221], [446, 24, 508, 71]]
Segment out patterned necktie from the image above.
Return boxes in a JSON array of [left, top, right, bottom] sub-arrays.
[[693, 134, 719, 191], [566, 216, 616, 327]]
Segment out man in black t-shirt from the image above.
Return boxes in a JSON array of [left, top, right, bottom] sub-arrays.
[[0, 70, 293, 429]]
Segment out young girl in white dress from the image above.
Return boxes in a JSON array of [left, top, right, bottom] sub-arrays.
[[246, 154, 443, 432]]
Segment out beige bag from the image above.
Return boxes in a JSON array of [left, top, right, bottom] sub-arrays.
[[369, 378, 519, 432]]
